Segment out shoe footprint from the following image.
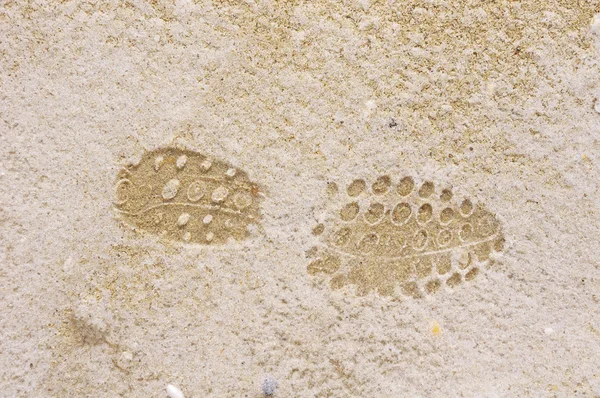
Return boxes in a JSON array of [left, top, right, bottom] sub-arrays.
[[307, 175, 505, 298], [113, 147, 261, 244]]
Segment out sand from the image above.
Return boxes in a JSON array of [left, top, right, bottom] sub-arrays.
[[1, 0, 600, 396]]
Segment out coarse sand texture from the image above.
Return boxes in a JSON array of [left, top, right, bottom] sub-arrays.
[[1, 0, 600, 397]]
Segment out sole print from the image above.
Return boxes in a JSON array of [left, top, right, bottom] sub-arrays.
[[113, 147, 261, 244], [307, 175, 505, 298]]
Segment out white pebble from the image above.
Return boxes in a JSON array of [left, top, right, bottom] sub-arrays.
[[203, 214, 213, 225], [176, 155, 187, 169], [201, 159, 212, 171], [183, 232, 191, 242], [591, 14, 600, 35], [177, 213, 190, 226], [162, 179, 180, 200], [544, 327, 554, 335], [225, 168, 237, 177], [206, 232, 214, 242], [154, 156, 164, 171], [211, 186, 229, 203], [166, 384, 184, 398], [126, 155, 142, 167]]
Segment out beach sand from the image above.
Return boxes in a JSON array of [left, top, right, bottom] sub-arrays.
[[1, 1, 600, 396]]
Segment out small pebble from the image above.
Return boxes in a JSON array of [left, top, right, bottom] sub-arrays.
[[201, 159, 212, 171], [126, 155, 142, 167], [431, 321, 441, 335], [154, 156, 164, 171], [177, 213, 190, 226], [162, 179, 180, 200], [176, 155, 187, 169], [211, 186, 229, 203], [166, 384, 184, 398], [262, 376, 277, 396], [591, 14, 600, 34]]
